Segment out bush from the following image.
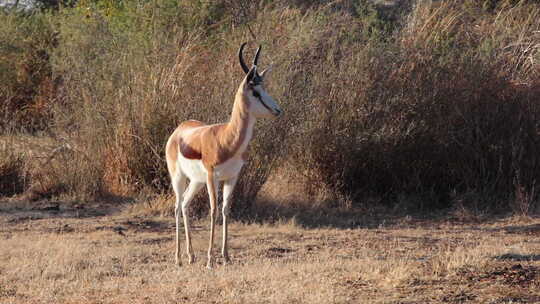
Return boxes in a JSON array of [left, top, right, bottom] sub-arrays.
[[278, 0, 540, 211], [1, 0, 540, 216], [0, 149, 26, 197], [0, 11, 58, 132]]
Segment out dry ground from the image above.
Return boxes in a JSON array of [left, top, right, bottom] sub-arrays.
[[1, 200, 540, 304]]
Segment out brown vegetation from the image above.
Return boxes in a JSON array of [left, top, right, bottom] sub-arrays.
[[1, 0, 540, 216]]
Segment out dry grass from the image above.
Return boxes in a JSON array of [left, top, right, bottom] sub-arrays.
[[1, 203, 540, 304]]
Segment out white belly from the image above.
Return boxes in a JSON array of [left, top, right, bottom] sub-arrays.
[[178, 154, 245, 183]]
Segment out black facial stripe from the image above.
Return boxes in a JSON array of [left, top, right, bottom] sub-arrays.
[[253, 89, 273, 112], [259, 97, 273, 112]]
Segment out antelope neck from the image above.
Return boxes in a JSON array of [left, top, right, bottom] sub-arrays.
[[222, 92, 255, 158]]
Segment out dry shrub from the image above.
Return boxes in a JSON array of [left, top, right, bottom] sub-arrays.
[[3, 0, 540, 216], [0, 135, 65, 200], [46, 2, 290, 212], [275, 0, 540, 212], [0, 12, 58, 132], [0, 150, 26, 197]]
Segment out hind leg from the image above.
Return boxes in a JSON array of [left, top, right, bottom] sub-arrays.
[[181, 181, 204, 264], [172, 170, 187, 266]]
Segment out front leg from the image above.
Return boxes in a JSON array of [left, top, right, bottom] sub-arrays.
[[222, 175, 239, 263], [206, 170, 218, 269]]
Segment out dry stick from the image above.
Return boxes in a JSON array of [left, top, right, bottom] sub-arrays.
[[237, 1, 257, 41], [127, 133, 163, 163], [207, 16, 232, 31], [246, 23, 257, 41], [31, 141, 84, 196]]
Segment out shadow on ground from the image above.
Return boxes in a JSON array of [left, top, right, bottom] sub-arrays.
[[236, 199, 491, 230], [0, 194, 133, 223], [238, 197, 540, 230], [3, 195, 539, 232], [495, 253, 540, 262]]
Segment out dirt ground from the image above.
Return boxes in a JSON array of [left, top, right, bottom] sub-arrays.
[[1, 200, 540, 304]]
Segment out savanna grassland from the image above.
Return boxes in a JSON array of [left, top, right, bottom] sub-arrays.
[[1, 203, 540, 303], [1, 0, 540, 303]]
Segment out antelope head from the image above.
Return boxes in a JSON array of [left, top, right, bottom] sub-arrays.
[[239, 43, 282, 118]]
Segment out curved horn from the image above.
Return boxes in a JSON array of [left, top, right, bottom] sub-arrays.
[[253, 45, 262, 66], [238, 42, 249, 74]]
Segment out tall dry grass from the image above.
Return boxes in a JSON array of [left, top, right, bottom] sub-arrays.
[[1, 0, 540, 216], [0, 11, 58, 132], [0, 148, 26, 197]]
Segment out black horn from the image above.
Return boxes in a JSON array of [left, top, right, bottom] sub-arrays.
[[238, 42, 249, 74], [253, 45, 262, 66]]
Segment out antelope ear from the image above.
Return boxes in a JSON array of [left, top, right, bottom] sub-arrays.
[[260, 65, 273, 79]]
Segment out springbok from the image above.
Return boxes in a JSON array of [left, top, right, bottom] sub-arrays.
[[165, 43, 282, 268]]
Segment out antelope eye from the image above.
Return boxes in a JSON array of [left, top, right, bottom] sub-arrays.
[[253, 90, 260, 98]]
